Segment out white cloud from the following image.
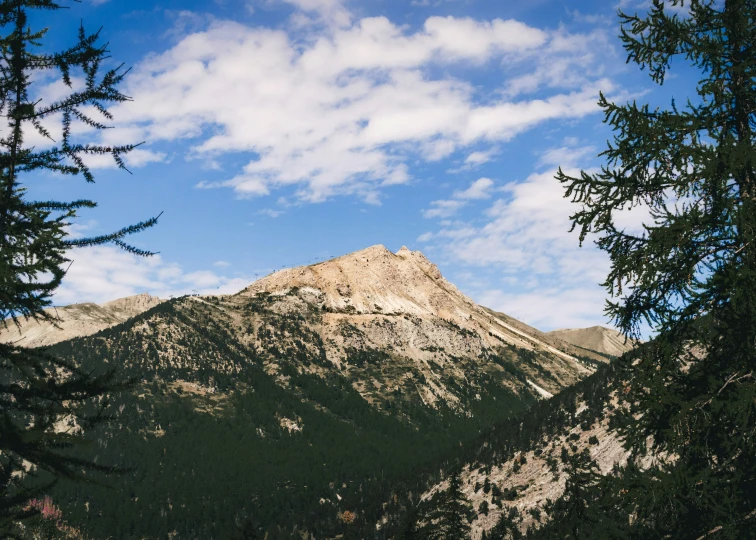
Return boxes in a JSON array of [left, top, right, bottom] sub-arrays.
[[477, 286, 613, 331], [213, 260, 231, 267], [443, 168, 608, 275], [421, 153, 622, 331], [422, 150, 657, 337], [79, 149, 168, 170], [102, 13, 613, 203], [423, 199, 465, 219], [454, 177, 493, 199], [64, 220, 98, 240], [54, 246, 251, 305], [538, 145, 596, 169], [502, 27, 617, 98], [279, 0, 352, 28], [446, 147, 499, 173], [464, 149, 497, 166]]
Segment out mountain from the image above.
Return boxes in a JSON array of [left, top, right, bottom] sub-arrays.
[[412, 364, 626, 538], [409, 347, 655, 539], [547, 325, 640, 357], [237, 244, 607, 405], [36, 245, 608, 539], [0, 292, 163, 347]]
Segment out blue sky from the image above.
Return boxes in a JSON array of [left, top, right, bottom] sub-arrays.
[[18, 0, 698, 337]]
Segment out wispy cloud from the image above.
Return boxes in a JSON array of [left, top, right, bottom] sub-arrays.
[[453, 177, 494, 199], [54, 246, 252, 305], [258, 208, 285, 218], [423, 177, 494, 218], [464, 149, 497, 166], [279, 0, 352, 27], [420, 145, 655, 335]]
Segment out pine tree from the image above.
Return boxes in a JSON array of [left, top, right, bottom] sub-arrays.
[[425, 470, 472, 539], [527, 449, 601, 540], [488, 506, 523, 540], [525, 450, 628, 540], [0, 0, 159, 534], [400, 502, 422, 540], [556, 0, 756, 537]]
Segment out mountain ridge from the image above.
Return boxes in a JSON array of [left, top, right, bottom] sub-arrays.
[[546, 325, 640, 357], [28, 244, 622, 538], [0, 292, 163, 348]]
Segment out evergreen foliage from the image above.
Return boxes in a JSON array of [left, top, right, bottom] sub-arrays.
[[0, 0, 158, 534], [526, 449, 627, 540], [36, 296, 534, 539], [555, 0, 756, 537], [488, 507, 523, 540], [423, 470, 472, 540]]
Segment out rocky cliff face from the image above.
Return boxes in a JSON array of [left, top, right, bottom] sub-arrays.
[[0, 293, 163, 348], [234, 245, 605, 407]]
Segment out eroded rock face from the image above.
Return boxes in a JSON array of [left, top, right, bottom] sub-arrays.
[[241, 245, 475, 321], [0, 293, 164, 348], [231, 245, 606, 407]]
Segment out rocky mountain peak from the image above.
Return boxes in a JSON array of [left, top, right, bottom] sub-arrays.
[[240, 244, 470, 321]]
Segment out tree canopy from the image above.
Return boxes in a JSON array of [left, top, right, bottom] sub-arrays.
[[556, 0, 756, 537], [0, 0, 158, 535]]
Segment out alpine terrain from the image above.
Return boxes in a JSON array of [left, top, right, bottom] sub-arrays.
[[9, 245, 617, 539], [546, 326, 640, 358]]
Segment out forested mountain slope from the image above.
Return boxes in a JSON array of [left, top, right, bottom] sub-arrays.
[[39, 245, 605, 538], [403, 343, 651, 539]]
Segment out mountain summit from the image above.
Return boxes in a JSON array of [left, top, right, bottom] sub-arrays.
[[235, 245, 605, 398], [242, 244, 472, 321], [547, 325, 640, 357]]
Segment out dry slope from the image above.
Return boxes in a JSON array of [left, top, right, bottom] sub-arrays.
[[0, 293, 163, 348], [547, 326, 640, 357]]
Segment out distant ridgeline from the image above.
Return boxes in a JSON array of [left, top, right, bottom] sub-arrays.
[[26, 246, 630, 538]]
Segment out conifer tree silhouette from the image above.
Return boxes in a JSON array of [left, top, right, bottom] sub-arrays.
[[0, 1, 159, 534], [556, 0, 756, 537], [425, 470, 471, 539]]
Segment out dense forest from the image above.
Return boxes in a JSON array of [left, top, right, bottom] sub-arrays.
[[40, 296, 550, 538]]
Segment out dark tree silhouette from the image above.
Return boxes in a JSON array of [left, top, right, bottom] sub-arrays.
[[556, 0, 756, 537], [424, 470, 472, 539], [0, 0, 158, 535], [488, 506, 523, 540]]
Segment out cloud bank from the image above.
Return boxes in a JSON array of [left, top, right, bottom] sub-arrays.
[[94, 10, 615, 203]]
